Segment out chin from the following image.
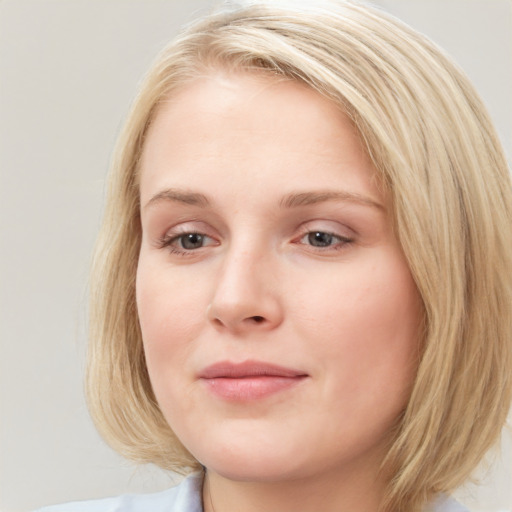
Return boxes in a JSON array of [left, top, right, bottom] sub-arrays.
[[189, 431, 310, 482], [205, 456, 307, 483]]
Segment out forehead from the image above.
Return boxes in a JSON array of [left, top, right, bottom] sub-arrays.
[[138, 71, 383, 208]]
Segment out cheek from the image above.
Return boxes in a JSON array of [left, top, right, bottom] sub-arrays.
[[293, 250, 421, 398], [135, 257, 206, 382]]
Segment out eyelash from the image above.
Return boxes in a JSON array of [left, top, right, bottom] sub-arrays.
[[157, 228, 353, 256]]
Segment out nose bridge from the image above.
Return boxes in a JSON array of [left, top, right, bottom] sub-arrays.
[[208, 236, 282, 331]]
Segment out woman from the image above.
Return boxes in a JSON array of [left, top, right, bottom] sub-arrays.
[[38, 1, 512, 511]]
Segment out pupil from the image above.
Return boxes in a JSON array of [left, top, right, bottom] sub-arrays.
[[309, 232, 333, 247], [182, 233, 203, 249]]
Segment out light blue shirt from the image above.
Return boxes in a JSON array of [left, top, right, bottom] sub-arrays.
[[36, 471, 469, 512]]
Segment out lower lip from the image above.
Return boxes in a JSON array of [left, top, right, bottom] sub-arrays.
[[201, 376, 307, 401]]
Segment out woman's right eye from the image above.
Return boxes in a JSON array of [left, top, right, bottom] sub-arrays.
[[175, 233, 207, 250], [158, 232, 217, 254]]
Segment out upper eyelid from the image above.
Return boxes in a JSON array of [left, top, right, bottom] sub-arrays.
[[153, 217, 356, 242], [161, 221, 354, 235], [162, 221, 216, 236], [296, 220, 356, 237], [299, 230, 351, 239]]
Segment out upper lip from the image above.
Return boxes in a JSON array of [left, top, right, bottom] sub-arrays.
[[199, 360, 308, 379]]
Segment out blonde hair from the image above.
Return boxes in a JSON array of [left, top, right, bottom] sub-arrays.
[[87, 1, 512, 510]]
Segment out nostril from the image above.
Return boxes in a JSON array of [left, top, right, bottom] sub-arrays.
[[252, 316, 265, 323]]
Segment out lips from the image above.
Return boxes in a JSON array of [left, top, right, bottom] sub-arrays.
[[198, 360, 308, 401]]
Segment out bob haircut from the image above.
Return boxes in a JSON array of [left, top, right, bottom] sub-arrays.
[[87, 1, 512, 511]]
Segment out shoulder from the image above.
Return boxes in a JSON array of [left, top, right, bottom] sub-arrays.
[[426, 494, 471, 512], [34, 472, 204, 512]]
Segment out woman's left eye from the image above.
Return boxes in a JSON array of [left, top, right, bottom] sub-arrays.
[[300, 231, 352, 249]]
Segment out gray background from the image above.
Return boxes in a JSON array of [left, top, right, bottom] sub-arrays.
[[1, 1, 511, 511]]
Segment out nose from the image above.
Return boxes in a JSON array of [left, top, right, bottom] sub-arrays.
[[207, 248, 284, 334]]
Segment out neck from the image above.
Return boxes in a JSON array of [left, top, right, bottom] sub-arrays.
[[202, 462, 388, 512]]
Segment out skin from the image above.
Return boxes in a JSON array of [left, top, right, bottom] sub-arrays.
[[136, 71, 423, 512]]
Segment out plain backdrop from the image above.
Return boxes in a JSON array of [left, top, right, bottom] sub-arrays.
[[1, 1, 511, 511]]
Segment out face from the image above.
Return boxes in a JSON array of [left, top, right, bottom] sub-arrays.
[[136, 72, 422, 484]]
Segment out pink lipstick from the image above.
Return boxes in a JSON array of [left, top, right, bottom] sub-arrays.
[[199, 360, 308, 401]]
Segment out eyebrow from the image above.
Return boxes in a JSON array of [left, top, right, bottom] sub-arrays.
[[279, 191, 384, 211], [144, 189, 210, 210], [143, 188, 384, 211]]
